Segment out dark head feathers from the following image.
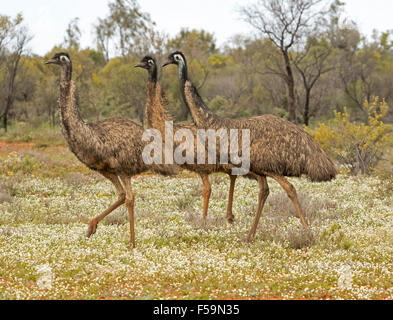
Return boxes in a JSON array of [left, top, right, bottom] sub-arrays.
[[45, 52, 71, 65], [135, 56, 156, 69], [169, 51, 185, 60], [162, 51, 187, 69], [54, 52, 70, 58], [141, 55, 155, 63]]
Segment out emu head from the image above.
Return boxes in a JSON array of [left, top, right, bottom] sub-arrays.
[[162, 51, 187, 68], [45, 52, 71, 66], [135, 56, 156, 70]]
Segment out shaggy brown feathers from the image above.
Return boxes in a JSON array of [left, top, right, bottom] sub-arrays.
[[60, 77, 175, 178], [184, 83, 337, 182], [46, 52, 176, 248], [163, 51, 337, 241], [139, 57, 237, 222]]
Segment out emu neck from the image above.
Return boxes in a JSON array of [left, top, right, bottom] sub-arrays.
[[178, 62, 219, 129], [148, 65, 158, 83], [178, 60, 188, 104], [59, 63, 87, 143], [146, 66, 172, 132]]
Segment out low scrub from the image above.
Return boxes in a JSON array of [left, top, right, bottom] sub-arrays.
[[306, 97, 392, 175]]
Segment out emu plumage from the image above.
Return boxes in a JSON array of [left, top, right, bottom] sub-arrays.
[[163, 51, 337, 241]]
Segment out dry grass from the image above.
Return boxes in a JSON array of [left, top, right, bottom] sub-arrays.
[[0, 192, 13, 204], [234, 191, 340, 249], [265, 191, 338, 223], [184, 208, 229, 231]]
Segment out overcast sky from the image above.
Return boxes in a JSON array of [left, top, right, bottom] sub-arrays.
[[1, 0, 393, 56]]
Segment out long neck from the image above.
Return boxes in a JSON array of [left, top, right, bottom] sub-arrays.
[[146, 66, 172, 132], [178, 60, 219, 128], [148, 64, 158, 83], [178, 59, 188, 108], [59, 63, 88, 142]]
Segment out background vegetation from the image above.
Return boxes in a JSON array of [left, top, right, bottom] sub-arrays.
[[0, 0, 393, 300], [1, 1, 392, 176], [0, 1, 392, 124]]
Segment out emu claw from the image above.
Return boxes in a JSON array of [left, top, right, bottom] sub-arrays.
[[227, 215, 235, 224], [86, 223, 97, 238]]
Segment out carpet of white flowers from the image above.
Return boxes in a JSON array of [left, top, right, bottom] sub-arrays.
[[0, 150, 393, 300]]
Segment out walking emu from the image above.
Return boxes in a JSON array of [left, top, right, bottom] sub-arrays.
[[163, 51, 337, 241], [45, 52, 176, 248], [135, 56, 237, 223]]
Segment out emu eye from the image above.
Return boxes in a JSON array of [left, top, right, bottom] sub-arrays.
[[174, 54, 181, 61], [148, 59, 154, 65], [60, 56, 69, 62]]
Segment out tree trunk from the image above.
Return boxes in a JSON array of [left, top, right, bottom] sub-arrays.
[[3, 112, 8, 132], [3, 53, 22, 133], [52, 109, 56, 127], [283, 51, 297, 123], [2, 95, 14, 133], [304, 89, 311, 126]]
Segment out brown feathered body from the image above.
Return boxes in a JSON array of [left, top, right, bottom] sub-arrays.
[[183, 81, 337, 182], [145, 81, 234, 176], [59, 68, 176, 177], [49, 53, 177, 248]]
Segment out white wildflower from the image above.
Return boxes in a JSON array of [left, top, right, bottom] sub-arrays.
[[36, 264, 53, 290], [337, 265, 353, 290]]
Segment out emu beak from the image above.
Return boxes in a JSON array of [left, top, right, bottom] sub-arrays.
[[134, 62, 146, 68], [162, 60, 172, 68], [45, 58, 57, 65]]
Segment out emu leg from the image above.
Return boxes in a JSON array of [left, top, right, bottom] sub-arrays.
[[201, 174, 212, 225], [226, 175, 237, 223], [246, 176, 269, 242], [269, 174, 309, 228], [120, 176, 136, 248], [86, 172, 125, 238]]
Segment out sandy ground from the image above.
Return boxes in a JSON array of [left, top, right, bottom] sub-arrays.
[[0, 141, 36, 155]]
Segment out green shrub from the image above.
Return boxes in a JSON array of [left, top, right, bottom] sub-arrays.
[[306, 98, 392, 175], [0, 122, 65, 146]]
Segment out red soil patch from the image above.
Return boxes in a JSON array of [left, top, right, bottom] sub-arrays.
[[132, 174, 157, 180], [0, 141, 35, 155]]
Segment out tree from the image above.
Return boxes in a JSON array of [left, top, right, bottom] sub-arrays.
[[240, 0, 336, 123], [294, 36, 334, 125], [94, 0, 154, 61], [223, 38, 282, 118], [332, 23, 393, 121], [167, 28, 217, 58], [0, 14, 31, 132], [63, 18, 81, 49], [94, 56, 146, 125]]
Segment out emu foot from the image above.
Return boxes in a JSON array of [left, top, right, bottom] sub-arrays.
[[227, 215, 235, 224], [201, 217, 208, 230], [245, 232, 256, 244], [86, 221, 98, 238]]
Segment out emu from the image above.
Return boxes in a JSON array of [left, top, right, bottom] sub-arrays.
[[45, 52, 177, 248], [136, 55, 238, 224], [163, 51, 337, 241]]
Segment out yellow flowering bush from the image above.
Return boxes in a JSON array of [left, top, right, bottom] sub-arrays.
[[306, 98, 392, 175]]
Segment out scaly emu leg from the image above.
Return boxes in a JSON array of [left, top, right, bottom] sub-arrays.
[[200, 173, 212, 225], [246, 175, 269, 242], [226, 175, 237, 223], [269, 174, 309, 228], [120, 176, 136, 248], [86, 171, 126, 238]]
